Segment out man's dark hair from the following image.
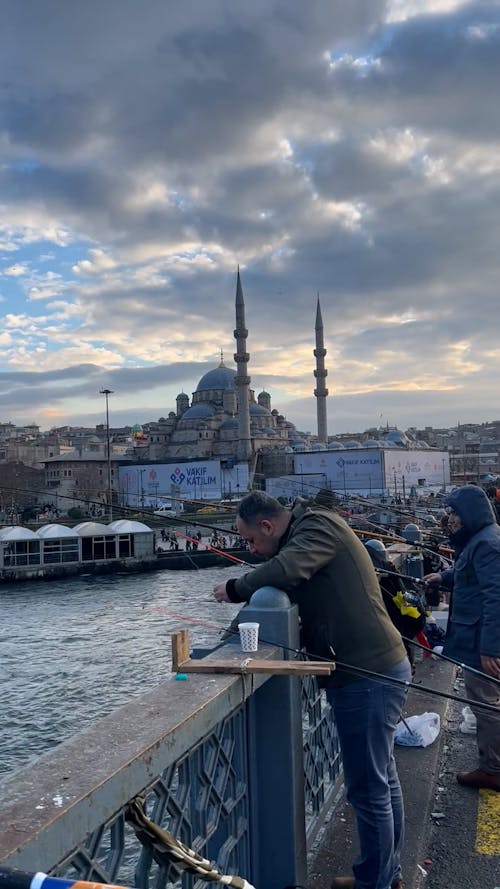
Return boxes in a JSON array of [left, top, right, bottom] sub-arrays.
[[237, 491, 285, 525]]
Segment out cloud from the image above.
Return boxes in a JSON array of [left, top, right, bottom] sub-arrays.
[[0, 0, 498, 433]]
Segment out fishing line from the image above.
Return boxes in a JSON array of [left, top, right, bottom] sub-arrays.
[[174, 531, 248, 565], [150, 606, 500, 716], [2, 479, 453, 567]]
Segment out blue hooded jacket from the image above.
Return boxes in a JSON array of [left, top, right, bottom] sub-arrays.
[[440, 485, 500, 667]]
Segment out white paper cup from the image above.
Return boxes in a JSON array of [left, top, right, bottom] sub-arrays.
[[238, 621, 260, 652]]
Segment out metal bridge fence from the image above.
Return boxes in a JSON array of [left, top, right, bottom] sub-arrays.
[[0, 590, 342, 889]]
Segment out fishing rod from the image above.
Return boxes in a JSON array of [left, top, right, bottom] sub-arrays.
[[345, 513, 451, 554], [226, 631, 500, 714], [174, 531, 248, 566], [169, 535, 496, 691], [269, 471, 450, 528], [0, 479, 456, 578], [371, 564, 435, 588], [0, 481, 239, 522], [176, 532, 436, 596], [402, 635, 500, 687], [153, 605, 500, 716]]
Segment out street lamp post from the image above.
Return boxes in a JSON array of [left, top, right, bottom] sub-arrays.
[[99, 388, 114, 521], [139, 469, 146, 509]]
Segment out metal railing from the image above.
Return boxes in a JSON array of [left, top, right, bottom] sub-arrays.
[[0, 591, 342, 889]]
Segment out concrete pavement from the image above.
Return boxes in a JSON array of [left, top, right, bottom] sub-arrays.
[[306, 656, 500, 889]]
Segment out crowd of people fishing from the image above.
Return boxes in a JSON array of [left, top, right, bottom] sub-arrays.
[[207, 482, 500, 889]]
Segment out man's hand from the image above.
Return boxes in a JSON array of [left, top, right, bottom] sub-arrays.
[[424, 572, 442, 585], [213, 582, 230, 602], [481, 655, 500, 680]]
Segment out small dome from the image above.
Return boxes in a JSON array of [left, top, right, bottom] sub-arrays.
[[364, 439, 381, 448], [344, 440, 362, 448], [73, 521, 116, 536], [181, 404, 216, 419], [220, 418, 239, 430], [196, 364, 236, 392], [250, 402, 271, 416], [0, 526, 38, 540], [108, 520, 152, 533], [385, 430, 409, 447], [327, 441, 345, 450], [37, 524, 79, 539]]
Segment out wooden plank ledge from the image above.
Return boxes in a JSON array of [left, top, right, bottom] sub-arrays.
[[171, 630, 334, 676]]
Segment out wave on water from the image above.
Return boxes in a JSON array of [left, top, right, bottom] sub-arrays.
[[0, 565, 244, 778]]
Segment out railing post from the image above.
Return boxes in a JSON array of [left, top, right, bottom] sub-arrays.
[[237, 586, 307, 889]]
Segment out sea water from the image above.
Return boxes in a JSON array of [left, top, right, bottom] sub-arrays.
[[0, 565, 245, 778]]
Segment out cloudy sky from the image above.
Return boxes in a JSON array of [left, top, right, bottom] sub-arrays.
[[1, 0, 499, 436]]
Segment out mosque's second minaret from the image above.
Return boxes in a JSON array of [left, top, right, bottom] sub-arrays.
[[234, 269, 252, 461], [314, 296, 329, 444]]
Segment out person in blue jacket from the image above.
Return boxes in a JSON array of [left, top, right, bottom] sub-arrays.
[[425, 484, 500, 791]]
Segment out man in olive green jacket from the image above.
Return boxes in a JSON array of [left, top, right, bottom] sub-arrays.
[[214, 492, 410, 889]]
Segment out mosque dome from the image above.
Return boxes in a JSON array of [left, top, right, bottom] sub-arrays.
[[344, 440, 362, 448], [327, 441, 345, 450], [220, 418, 239, 431], [181, 403, 216, 419], [250, 402, 272, 416], [196, 364, 236, 392], [364, 439, 381, 448], [385, 430, 409, 447]]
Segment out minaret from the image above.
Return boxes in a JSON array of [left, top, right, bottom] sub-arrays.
[[314, 295, 329, 444], [234, 268, 252, 461]]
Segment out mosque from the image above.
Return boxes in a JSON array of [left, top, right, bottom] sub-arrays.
[[144, 270, 329, 468]]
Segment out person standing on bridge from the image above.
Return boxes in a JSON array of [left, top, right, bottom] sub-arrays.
[[213, 491, 411, 889], [425, 484, 500, 792]]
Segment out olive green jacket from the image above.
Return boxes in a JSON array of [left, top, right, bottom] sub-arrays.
[[226, 500, 406, 685]]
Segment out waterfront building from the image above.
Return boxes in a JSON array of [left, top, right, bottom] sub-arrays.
[[43, 451, 130, 515], [0, 518, 154, 580]]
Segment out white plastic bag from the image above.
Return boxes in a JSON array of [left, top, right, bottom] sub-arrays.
[[394, 712, 441, 747]]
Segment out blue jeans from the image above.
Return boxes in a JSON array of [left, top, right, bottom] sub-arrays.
[[326, 658, 411, 889]]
